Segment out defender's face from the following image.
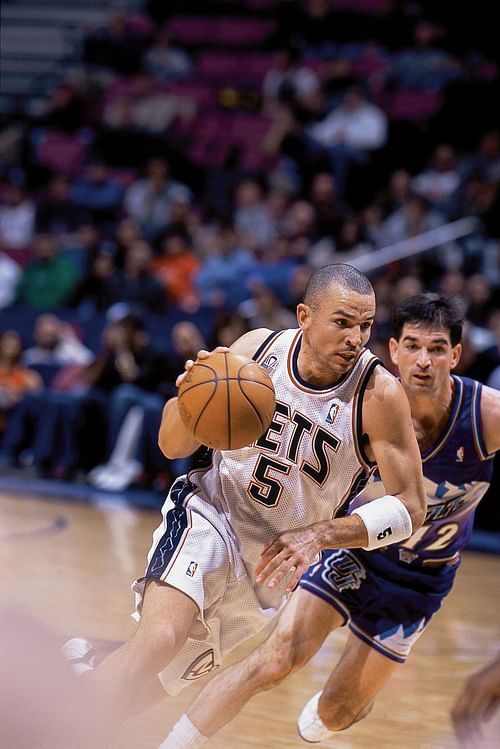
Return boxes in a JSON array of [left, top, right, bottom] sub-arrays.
[[298, 285, 375, 378], [390, 324, 461, 394]]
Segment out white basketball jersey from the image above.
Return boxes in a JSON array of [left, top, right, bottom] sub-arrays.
[[188, 329, 380, 567]]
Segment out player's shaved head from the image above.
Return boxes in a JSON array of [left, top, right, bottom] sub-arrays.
[[303, 264, 374, 309]]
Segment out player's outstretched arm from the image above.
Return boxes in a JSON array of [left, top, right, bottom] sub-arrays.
[[451, 653, 500, 746], [255, 369, 426, 592], [359, 369, 427, 530], [480, 384, 500, 455]]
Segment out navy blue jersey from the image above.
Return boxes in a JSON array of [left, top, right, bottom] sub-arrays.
[[350, 375, 495, 569]]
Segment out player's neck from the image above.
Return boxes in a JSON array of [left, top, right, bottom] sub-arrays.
[[408, 377, 455, 441]]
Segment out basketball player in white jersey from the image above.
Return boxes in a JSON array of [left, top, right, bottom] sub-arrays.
[[155, 292, 500, 749], [63, 264, 426, 745]]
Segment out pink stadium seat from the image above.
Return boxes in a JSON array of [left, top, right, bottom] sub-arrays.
[[330, 0, 388, 13], [36, 132, 88, 176], [168, 17, 212, 44], [213, 18, 275, 46], [384, 90, 441, 121]]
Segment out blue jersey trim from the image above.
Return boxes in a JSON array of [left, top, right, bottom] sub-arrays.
[[421, 376, 463, 463], [471, 380, 491, 460], [348, 623, 407, 663], [252, 330, 282, 362]]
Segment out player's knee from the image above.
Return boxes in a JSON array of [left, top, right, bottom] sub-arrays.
[[319, 693, 374, 732], [257, 633, 311, 689], [133, 621, 186, 672]]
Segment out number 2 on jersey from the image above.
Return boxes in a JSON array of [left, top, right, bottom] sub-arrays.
[[403, 522, 460, 552]]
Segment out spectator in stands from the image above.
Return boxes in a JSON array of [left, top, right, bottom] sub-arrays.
[[309, 172, 346, 239], [107, 239, 165, 314], [143, 29, 193, 83], [262, 47, 320, 108], [83, 12, 147, 76], [210, 311, 250, 349], [70, 161, 124, 228], [376, 168, 412, 217], [65, 249, 116, 314], [463, 130, 500, 183], [124, 158, 191, 242], [412, 144, 461, 212], [35, 174, 90, 235], [239, 282, 297, 331], [0, 316, 94, 473], [0, 330, 42, 436], [389, 20, 463, 93], [233, 179, 276, 251], [464, 274, 498, 327], [102, 74, 196, 137], [378, 193, 445, 246], [37, 82, 86, 134], [0, 183, 35, 250], [151, 229, 200, 312], [87, 317, 200, 492], [0, 251, 22, 309], [16, 235, 80, 310], [306, 87, 388, 192], [195, 222, 258, 309], [22, 314, 94, 368]]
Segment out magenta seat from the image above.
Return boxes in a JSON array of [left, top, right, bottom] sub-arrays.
[[36, 132, 88, 176], [384, 90, 441, 121]]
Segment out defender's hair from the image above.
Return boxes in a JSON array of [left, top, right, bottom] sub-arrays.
[[392, 293, 464, 346], [303, 264, 373, 308]]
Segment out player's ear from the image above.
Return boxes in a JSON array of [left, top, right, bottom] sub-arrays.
[[297, 303, 310, 329], [388, 337, 399, 366], [450, 343, 462, 370]]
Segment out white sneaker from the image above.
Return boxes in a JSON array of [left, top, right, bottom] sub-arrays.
[[297, 692, 334, 743], [62, 637, 97, 675]]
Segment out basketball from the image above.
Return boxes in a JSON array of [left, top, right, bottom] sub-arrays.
[[177, 351, 276, 450]]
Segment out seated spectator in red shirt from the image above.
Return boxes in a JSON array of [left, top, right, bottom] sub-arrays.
[[0, 330, 42, 434]]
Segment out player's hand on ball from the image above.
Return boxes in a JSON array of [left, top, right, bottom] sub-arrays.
[[255, 526, 322, 594], [175, 346, 230, 388]]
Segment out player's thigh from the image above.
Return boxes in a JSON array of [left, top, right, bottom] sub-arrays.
[[132, 580, 199, 666], [268, 587, 345, 669], [323, 631, 399, 710]]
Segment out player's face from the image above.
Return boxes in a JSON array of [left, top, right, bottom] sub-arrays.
[[297, 285, 375, 384], [389, 324, 461, 395]]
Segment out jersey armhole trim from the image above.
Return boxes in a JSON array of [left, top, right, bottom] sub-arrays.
[[252, 330, 282, 362], [472, 381, 494, 460], [354, 357, 381, 470]]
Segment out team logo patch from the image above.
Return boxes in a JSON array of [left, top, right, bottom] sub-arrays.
[[262, 355, 278, 370], [182, 649, 219, 681], [322, 550, 366, 592], [398, 547, 418, 564], [326, 403, 339, 424], [186, 561, 198, 577]]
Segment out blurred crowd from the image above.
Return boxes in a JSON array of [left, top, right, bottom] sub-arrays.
[[0, 0, 499, 507]]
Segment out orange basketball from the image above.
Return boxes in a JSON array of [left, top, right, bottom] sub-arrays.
[[177, 351, 276, 451]]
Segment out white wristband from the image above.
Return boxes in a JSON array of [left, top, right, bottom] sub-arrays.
[[352, 495, 413, 550]]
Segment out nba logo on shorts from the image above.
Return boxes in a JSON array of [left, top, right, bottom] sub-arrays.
[[186, 561, 198, 577]]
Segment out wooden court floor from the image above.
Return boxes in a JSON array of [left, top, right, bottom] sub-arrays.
[[1, 490, 500, 749]]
